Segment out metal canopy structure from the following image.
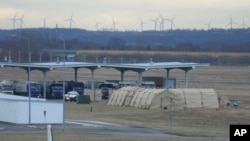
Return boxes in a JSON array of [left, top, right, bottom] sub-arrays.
[[1, 61, 209, 97], [1, 61, 209, 72]]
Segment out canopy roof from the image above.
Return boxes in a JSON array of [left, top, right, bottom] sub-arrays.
[[0, 61, 209, 71]]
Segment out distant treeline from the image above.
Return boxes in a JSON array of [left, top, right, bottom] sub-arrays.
[[0, 28, 249, 65]]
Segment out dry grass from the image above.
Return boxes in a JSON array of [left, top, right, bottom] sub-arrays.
[[1, 66, 250, 141], [1, 131, 222, 141], [64, 102, 250, 137]]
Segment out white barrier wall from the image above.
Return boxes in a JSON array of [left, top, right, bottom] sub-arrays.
[[0, 94, 63, 124]]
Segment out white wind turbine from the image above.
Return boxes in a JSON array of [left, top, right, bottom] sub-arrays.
[[9, 13, 18, 29], [159, 14, 169, 31], [241, 17, 248, 29], [139, 18, 146, 31], [111, 18, 118, 31], [169, 16, 176, 30], [18, 13, 25, 29], [151, 17, 158, 31], [65, 12, 75, 29], [228, 16, 237, 30], [43, 18, 46, 28], [205, 20, 212, 30], [93, 18, 101, 31]]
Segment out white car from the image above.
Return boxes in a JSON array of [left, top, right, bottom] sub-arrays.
[[65, 91, 79, 102]]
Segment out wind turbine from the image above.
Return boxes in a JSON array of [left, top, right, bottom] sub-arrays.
[[228, 16, 237, 30], [158, 14, 169, 31], [169, 16, 176, 30], [241, 17, 248, 29], [93, 18, 101, 31], [9, 13, 18, 29], [43, 18, 46, 28], [151, 17, 158, 31], [111, 18, 118, 31], [65, 12, 75, 29], [205, 20, 212, 30], [139, 18, 146, 31], [18, 13, 25, 29]]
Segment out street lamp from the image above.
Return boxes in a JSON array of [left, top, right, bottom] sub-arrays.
[[26, 37, 31, 125], [9, 34, 31, 124], [59, 37, 66, 130]]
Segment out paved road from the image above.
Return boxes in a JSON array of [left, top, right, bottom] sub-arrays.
[[0, 120, 228, 140], [0, 122, 41, 132], [64, 119, 176, 137], [0, 120, 175, 138]]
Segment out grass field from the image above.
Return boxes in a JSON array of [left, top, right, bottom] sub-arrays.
[[1, 66, 250, 141]]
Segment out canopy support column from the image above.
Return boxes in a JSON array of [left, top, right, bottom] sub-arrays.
[[120, 69, 125, 82], [185, 70, 188, 88], [183, 68, 192, 88], [137, 71, 143, 86], [88, 67, 99, 102], [42, 71, 48, 99], [166, 68, 171, 77], [74, 68, 78, 82], [133, 69, 146, 86], [89, 68, 97, 90]]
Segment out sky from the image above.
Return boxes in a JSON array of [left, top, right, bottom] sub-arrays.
[[0, 0, 249, 31]]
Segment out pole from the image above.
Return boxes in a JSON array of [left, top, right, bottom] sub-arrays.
[[27, 38, 31, 124], [59, 37, 66, 130], [170, 98, 173, 139], [10, 34, 31, 124]]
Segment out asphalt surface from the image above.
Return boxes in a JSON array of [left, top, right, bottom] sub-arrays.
[[0, 119, 176, 138], [64, 119, 176, 137], [0, 120, 229, 140], [0, 122, 42, 132]]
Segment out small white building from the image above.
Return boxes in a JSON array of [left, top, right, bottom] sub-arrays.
[[0, 93, 63, 124]]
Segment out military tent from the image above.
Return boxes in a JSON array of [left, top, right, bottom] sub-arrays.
[[108, 87, 219, 110]]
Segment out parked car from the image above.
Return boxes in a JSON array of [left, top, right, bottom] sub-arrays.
[[65, 91, 79, 102], [99, 83, 115, 89]]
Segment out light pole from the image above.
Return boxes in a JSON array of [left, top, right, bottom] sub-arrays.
[[26, 37, 31, 124], [59, 37, 66, 130], [10, 35, 31, 124], [21, 36, 31, 124]]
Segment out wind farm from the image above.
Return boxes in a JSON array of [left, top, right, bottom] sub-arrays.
[[3, 11, 249, 32]]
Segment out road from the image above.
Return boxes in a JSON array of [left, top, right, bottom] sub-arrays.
[[0, 120, 228, 140], [0, 119, 176, 138], [64, 119, 176, 137]]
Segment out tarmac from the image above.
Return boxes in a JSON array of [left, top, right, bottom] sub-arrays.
[[0, 119, 176, 138], [0, 120, 229, 140]]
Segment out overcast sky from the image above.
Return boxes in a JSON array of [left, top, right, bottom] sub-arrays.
[[1, 0, 249, 30]]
